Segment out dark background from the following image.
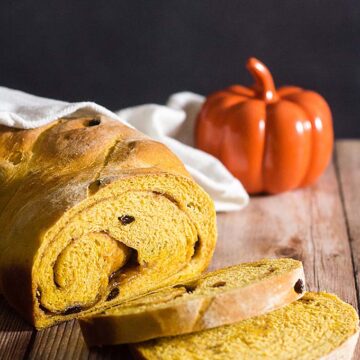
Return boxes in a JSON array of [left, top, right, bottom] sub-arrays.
[[0, 0, 359, 137]]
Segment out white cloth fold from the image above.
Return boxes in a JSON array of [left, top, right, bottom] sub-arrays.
[[0, 86, 249, 212]]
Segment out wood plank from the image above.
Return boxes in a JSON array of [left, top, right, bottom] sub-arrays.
[[211, 161, 357, 308], [28, 320, 132, 359], [306, 160, 357, 304], [0, 296, 34, 360], [335, 140, 360, 297], [335, 140, 360, 358]]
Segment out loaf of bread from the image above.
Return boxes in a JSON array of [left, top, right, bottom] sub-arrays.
[[0, 116, 216, 328], [133, 292, 359, 360], [79, 258, 305, 345]]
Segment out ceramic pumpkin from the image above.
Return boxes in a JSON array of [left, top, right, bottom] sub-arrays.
[[196, 57, 334, 194]]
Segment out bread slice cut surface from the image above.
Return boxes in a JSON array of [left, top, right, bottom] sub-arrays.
[[79, 258, 305, 345], [133, 292, 359, 360]]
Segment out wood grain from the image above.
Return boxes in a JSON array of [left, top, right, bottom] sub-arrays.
[[28, 320, 132, 359], [335, 140, 360, 359], [212, 161, 357, 305], [0, 297, 33, 360], [0, 140, 359, 359], [336, 141, 360, 300]]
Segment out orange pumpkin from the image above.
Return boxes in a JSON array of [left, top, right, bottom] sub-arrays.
[[196, 57, 334, 194]]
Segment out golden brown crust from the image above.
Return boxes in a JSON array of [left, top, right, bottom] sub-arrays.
[[0, 117, 188, 178], [79, 263, 305, 346]]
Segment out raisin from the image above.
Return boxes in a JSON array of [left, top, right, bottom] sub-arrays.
[[184, 284, 196, 293], [294, 279, 305, 294], [87, 119, 101, 127], [212, 281, 226, 288], [63, 305, 82, 315], [95, 179, 103, 186], [174, 283, 197, 293], [106, 288, 120, 301], [118, 215, 135, 225]]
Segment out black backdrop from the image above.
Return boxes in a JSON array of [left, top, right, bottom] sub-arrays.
[[0, 0, 359, 137]]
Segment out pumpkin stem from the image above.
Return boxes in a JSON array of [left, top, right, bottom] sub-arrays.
[[246, 57, 278, 103]]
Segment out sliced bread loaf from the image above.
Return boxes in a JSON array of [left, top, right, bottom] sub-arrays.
[[79, 258, 305, 345], [133, 292, 359, 360], [0, 116, 217, 328]]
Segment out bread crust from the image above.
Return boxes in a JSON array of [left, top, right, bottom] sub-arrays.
[[321, 331, 359, 360], [80, 263, 305, 346]]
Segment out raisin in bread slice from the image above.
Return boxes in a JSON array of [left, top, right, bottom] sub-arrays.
[[79, 258, 305, 346], [133, 292, 359, 360]]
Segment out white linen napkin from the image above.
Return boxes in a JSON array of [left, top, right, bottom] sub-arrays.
[[0, 86, 249, 212]]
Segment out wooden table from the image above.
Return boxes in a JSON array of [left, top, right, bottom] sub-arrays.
[[1, 140, 359, 360]]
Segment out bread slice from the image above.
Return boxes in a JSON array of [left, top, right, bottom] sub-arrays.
[[133, 292, 359, 360], [79, 258, 305, 345]]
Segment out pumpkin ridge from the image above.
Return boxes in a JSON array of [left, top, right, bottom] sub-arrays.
[[262, 99, 312, 193], [279, 94, 316, 186]]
